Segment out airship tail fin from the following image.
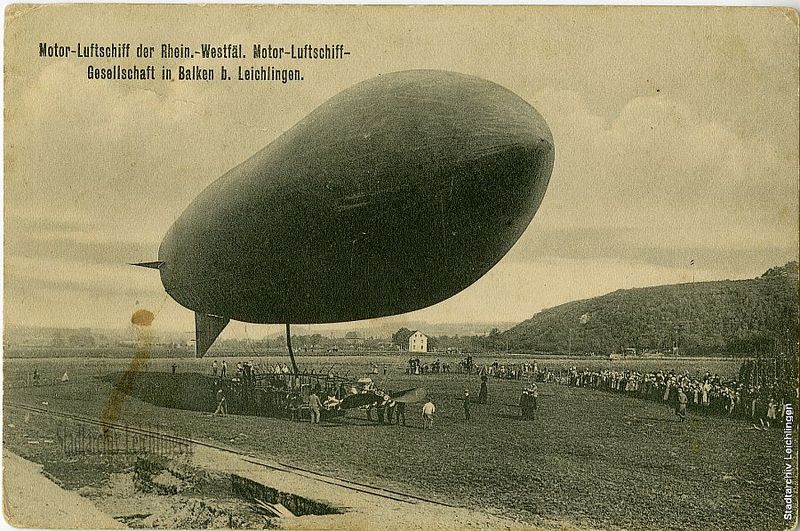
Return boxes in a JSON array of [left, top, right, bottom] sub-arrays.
[[130, 261, 165, 269], [195, 312, 229, 358]]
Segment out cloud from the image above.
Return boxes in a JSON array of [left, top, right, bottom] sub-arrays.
[[399, 255, 706, 325], [4, 255, 168, 330], [7, 224, 156, 265], [509, 225, 793, 273], [7, 59, 274, 240], [6, 255, 161, 298], [526, 89, 798, 256]]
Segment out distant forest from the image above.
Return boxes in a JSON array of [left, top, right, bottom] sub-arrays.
[[501, 262, 799, 357]]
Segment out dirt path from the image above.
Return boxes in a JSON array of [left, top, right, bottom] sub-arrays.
[[2, 450, 127, 529], [190, 444, 548, 530], [3, 400, 585, 530]]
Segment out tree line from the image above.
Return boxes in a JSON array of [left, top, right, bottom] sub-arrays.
[[501, 262, 799, 357]]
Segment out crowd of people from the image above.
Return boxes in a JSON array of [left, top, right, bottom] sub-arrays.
[[208, 361, 420, 426], [443, 356, 793, 427], [557, 364, 792, 428], [406, 354, 794, 428], [475, 360, 551, 381], [209, 358, 349, 420], [211, 358, 297, 382], [406, 357, 452, 374], [206, 353, 793, 429]]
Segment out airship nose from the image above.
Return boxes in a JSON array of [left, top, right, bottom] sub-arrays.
[[435, 126, 554, 259]]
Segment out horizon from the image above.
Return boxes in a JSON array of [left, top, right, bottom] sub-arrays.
[[5, 261, 795, 341]]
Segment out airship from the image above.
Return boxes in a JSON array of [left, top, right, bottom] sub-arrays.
[[135, 69, 555, 357]]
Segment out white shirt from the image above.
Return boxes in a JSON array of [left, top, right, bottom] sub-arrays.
[[422, 402, 435, 415]]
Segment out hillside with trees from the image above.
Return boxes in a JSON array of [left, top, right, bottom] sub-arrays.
[[502, 262, 799, 356]]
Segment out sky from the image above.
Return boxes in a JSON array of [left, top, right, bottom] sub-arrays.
[[4, 6, 798, 338]]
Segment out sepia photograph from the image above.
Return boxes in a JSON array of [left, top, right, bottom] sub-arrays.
[[3, 4, 799, 530]]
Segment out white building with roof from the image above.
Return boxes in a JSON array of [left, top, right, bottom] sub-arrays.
[[408, 330, 428, 353]]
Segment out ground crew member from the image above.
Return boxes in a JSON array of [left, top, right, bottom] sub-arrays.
[[385, 392, 396, 424], [309, 389, 322, 424], [395, 401, 407, 426], [520, 388, 530, 420], [677, 387, 688, 422], [479, 375, 488, 404], [463, 389, 471, 421], [422, 399, 436, 429], [213, 388, 227, 416], [288, 392, 302, 421], [376, 392, 387, 424]]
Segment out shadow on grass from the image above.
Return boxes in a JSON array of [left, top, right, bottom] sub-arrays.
[[625, 416, 675, 424], [496, 413, 533, 420], [320, 418, 419, 428]]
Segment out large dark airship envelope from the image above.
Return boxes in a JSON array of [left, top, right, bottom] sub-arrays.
[[138, 70, 555, 356]]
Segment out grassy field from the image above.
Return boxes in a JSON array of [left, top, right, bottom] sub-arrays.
[[2, 353, 744, 383], [4, 355, 789, 530]]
